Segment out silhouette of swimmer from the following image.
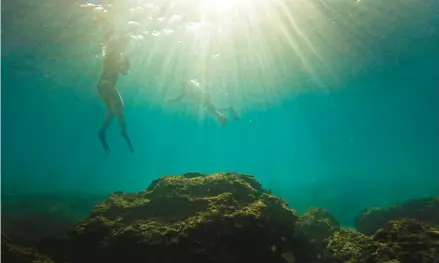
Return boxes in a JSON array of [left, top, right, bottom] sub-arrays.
[[96, 16, 134, 154], [166, 80, 240, 126]]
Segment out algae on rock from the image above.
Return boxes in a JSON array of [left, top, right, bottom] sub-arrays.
[[70, 172, 298, 263], [325, 228, 376, 263], [292, 207, 340, 263], [295, 207, 340, 245], [355, 196, 439, 235], [325, 219, 439, 263], [1, 233, 55, 263]]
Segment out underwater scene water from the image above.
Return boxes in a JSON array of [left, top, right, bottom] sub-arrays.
[[1, 0, 439, 262]]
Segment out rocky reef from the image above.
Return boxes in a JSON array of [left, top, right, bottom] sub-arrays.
[[295, 207, 340, 245], [1, 172, 438, 263], [326, 218, 439, 263], [1, 233, 54, 263], [354, 196, 439, 235], [292, 207, 340, 262], [291, 205, 439, 263], [70, 171, 298, 263]]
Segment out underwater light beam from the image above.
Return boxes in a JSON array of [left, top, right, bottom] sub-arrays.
[[81, 0, 367, 108], [211, 0, 233, 12]]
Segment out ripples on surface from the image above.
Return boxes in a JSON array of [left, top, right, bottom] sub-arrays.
[[2, 0, 438, 108]]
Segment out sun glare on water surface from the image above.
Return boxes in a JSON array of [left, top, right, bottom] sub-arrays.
[[210, 0, 233, 11], [78, 0, 400, 108]]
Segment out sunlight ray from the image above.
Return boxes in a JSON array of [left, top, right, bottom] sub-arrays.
[[73, 0, 425, 110]]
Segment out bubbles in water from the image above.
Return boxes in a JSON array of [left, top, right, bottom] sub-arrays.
[[94, 6, 104, 11], [128, 21, 141, 26], [190, 79, 200, 86], [151, 30, 160, 36], [185, 22, 198, 30], [80, 2, 97, 8], [129, 34, 144, 40], [169, 14, 183, 25], [184, 21, 212, 32], [142, 3, 155, 9], [164, 29, 174, 35], [129, 6, 144, 13]]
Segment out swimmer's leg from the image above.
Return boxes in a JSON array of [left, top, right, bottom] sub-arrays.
[[98, 111, 115, 153], [116, 112, 134, 153], [200, 94, 228, 126], [228, 107, 240, 120], [217, 107, 240, 120], [101, 82, 134, 153], [205, 103, 228, 126]]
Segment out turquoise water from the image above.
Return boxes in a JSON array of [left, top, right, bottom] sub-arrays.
[[1, 0, 438, 226]]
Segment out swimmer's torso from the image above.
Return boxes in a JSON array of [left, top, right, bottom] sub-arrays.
[[101, 52, 122, 83], [185, 80, 209, 101]]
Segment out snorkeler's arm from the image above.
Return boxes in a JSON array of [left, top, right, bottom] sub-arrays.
[[96, 13, 113, 48], [165, 84, 187, 102], [165, 92, 185, 102]]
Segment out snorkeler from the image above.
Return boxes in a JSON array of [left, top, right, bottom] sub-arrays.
[[165, 80, 240, 126], [96, 15, 134, 154]]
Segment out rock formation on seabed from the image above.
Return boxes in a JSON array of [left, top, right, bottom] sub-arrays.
[[70, 172, 298, 263], [293, 205, 439, 263], [355, 196, 439, 235], [1, 233, 54, 263], [2, 172, 438, 263], [325, 218, 439, 263]]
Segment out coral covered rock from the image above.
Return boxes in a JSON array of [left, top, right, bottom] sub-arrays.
[[295, 207, 340, 244], [1, 233, 54, 263], [325, 219, 439, 263], [371, 219, 439, 263], [292, 207, 340, 263], [70, 172, 298, 263], [355, 196, 439, 235], [325, 228, 376, 263]]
